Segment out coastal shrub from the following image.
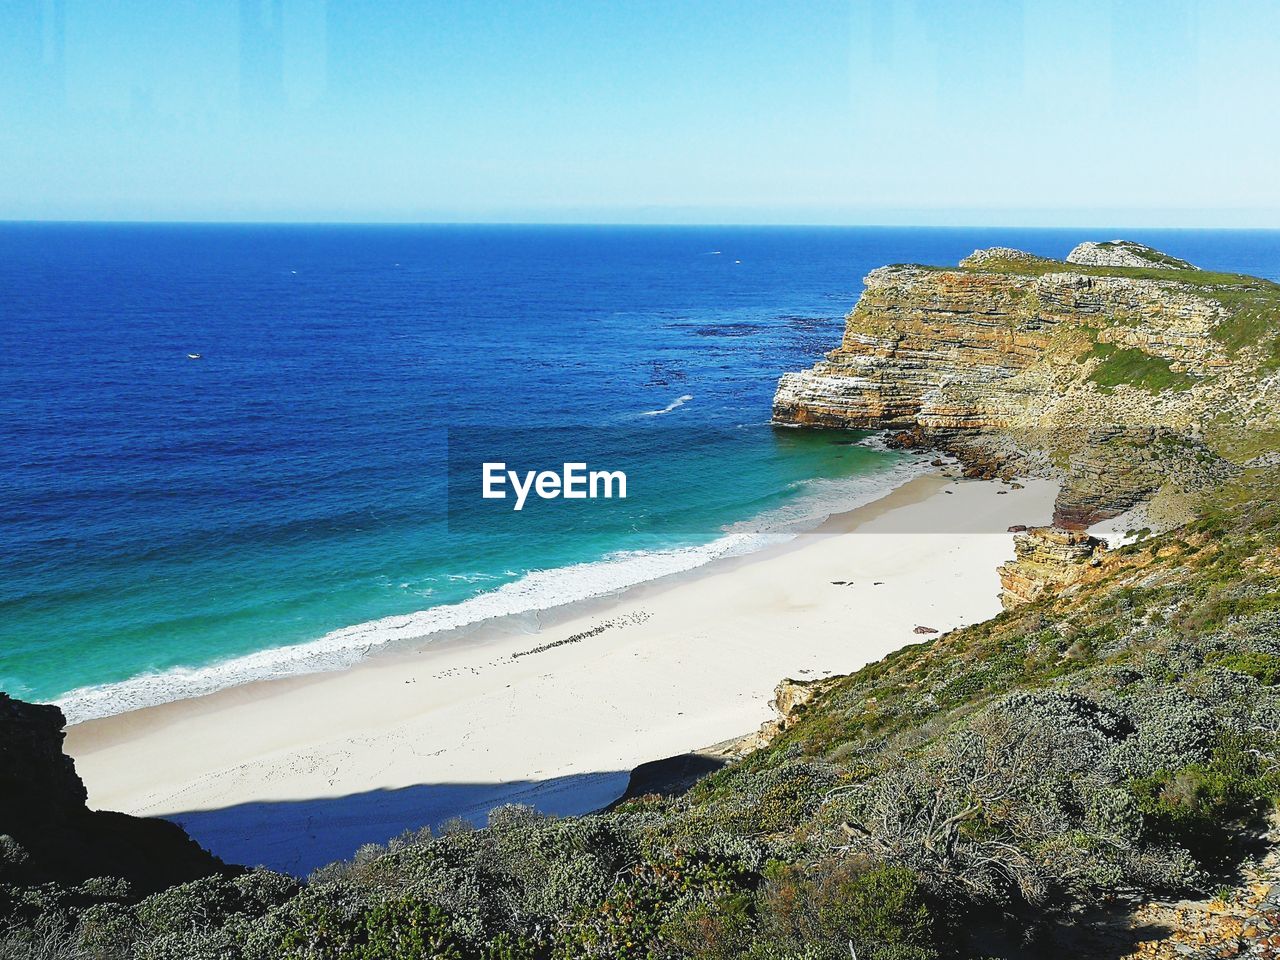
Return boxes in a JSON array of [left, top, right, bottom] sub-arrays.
[[72, 902, 139, 959], [820, 687, 1213, 902], [1130, 733, 1280, 864], [654, 891, 753, 959], [1118, 844, 1201, 892], [1213, 651, 1280, 685], [553, 847, 759, 959], [438, 807, 635, 939], [477, 806, 629, 922], [1082, 784, 1143, 840], [74, 878, 130, 902], [682, 760, 838, 837], [0, 912, 85, 960], [133, 875, 247, 936], [124, 870, 299, 951], [0, 884, 78, 938], [130, 925, 249, 960], [38, 870, 302, 960], [356, 897, 468, 959], [251, 890, 469, 960], [245, 881, 369, 959], [372, 854, 489, 942], [1104, 686, 1216, 780], [0, 839, 28, 881], [749, 860, 936, 960]]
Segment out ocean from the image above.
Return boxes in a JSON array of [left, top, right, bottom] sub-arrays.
[[2, 224, 1278, 722]]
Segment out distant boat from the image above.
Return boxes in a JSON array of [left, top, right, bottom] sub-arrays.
[[187, 353, 202, 360]]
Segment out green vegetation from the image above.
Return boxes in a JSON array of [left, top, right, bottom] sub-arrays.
[[6, 239, 1280, 955], [1092, 241, 1197, 270], [1086, 341, 1197, 393], [1211, 651, 1280, 685], [955, 252, 1267, 288], [1204, 415, 1280, 464], [1207, 284, 1280, 369]]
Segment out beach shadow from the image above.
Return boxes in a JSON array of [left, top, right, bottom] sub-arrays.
[[166, 770, 631, 876], [606, 751, 728, 808]]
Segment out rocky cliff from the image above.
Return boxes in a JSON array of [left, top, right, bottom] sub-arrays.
[[0, 693, 228, 894], [773, 242, 1280, 529]]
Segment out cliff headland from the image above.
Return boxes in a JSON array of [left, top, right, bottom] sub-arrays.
[[773, 240, 1279, 532]]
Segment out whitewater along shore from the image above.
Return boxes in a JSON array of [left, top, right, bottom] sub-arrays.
[[64, 472, 1056, 875]]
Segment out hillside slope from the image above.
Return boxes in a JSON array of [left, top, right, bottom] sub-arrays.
[[7, 475, 1278, 959]]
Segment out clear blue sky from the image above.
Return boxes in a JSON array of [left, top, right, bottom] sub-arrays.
[[1, 0, 1277, 226]]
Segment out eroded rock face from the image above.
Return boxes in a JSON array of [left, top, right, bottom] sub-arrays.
[[773, 266, 1063, 432], [772, 264, 1229, 433], [0, 692, 229, 892], [1052, 426, 1239, 529], [997, 527, 1106, 607], [773, 244, 1260, 526]]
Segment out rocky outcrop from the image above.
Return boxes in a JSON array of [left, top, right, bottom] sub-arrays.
[[1066, 240, 1197, 271], [998, 526, 1106, 607], [1118, 821, 1280, 959], [0, 692, 229, 893], [1, 695, 88, 823], [773, 242, 1270, 527], [752, 677, 839, 748], [960, 246, 1046, 269], [1053, 426, 1239, 529]]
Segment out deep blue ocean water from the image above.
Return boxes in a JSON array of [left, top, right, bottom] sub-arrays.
[[2, 225, 1278, 720]]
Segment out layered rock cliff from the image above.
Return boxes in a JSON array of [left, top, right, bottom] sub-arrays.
[[773, 243, 1280, 530], [997, 526, 1106, 607], [0, 693, 228, 894]]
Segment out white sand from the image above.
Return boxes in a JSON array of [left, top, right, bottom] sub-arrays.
[[65, 474, 1057, 875]]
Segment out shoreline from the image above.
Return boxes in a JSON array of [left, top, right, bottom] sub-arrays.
[[66, 465, 946, 740], [65, 471, 1058, 876], [53, 452, 931, 726]]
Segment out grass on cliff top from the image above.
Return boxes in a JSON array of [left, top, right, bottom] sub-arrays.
[[1206, 415, 1280, 464], [1093, 241, 1197, 270], [1086, 341, 1197, 393], [954, 254, 1270, 289]]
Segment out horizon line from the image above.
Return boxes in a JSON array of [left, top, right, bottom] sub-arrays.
[[3, 218, 1280, 232]]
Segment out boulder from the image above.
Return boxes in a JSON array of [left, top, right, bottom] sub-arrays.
[[997, 527, 1106, 608]]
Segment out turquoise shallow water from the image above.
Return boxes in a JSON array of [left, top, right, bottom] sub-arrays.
[[2, 225, 1277, 720]]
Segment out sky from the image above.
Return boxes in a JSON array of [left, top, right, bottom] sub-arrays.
[[0, 0, 1277, 226]]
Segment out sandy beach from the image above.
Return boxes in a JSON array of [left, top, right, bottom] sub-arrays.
[[65, 472, 1057, 875]]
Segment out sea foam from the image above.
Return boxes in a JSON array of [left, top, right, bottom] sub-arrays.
[[640, 394, 693, 416]]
